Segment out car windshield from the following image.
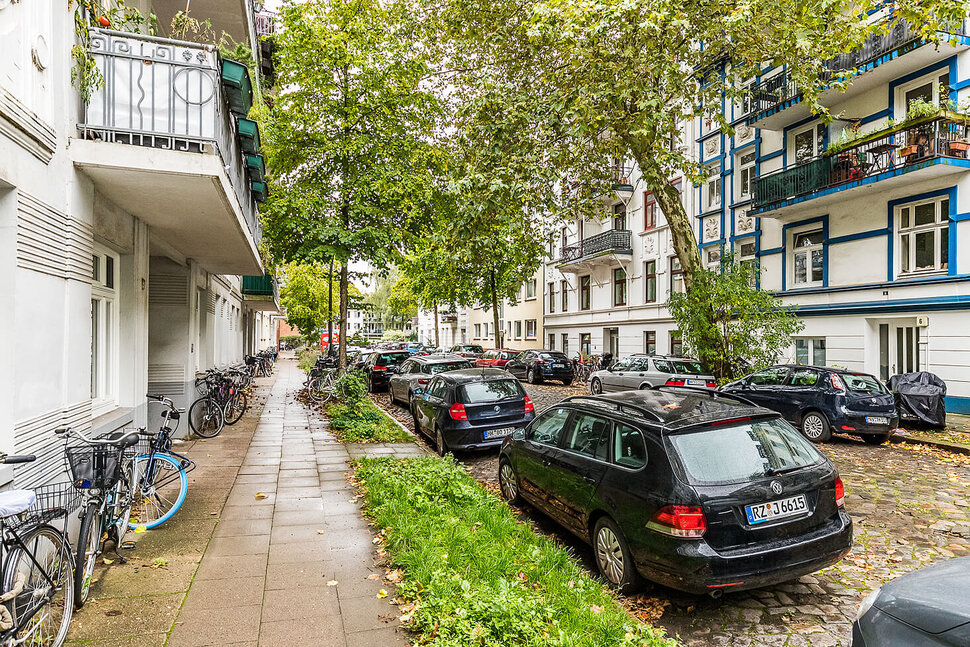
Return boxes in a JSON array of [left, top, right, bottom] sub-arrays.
[[461, 345, 484, 353], [667, 418, 823, 485], [429, 362, 469, 374], [458, 379, 525, 403], [841, 373, 887, 393], [669, 360, 705, 375], [375, 352, 409, 366]]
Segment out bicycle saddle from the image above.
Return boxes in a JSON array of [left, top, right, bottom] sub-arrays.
[[106, 431, 141, 448], [0, 490, 35, 519]]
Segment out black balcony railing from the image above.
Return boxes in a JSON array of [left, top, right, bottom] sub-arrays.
[[560, 229, 633, 264], [742, 20, 944, 120], [752, 113, 970, 213]]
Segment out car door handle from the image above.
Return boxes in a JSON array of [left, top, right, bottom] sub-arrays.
[[582, 475, 596, 484], [542, 458, 552, 466]]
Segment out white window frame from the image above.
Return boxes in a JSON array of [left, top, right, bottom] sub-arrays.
[[90, 245, 120, 417], [525, 279, 537, 300], [794, 338, 827, 366], [525, 320, 537, 339], [789, 226, 825, 288], [703, 246, 722, 271], [896, 196, 949, 276], [735, 236, 758, 286], [669, 256, 685, 296], [515, 320, 522, 339], [789, 122, 825, 166], [737, 150, 756, 200], [894, 71, 950, 119], [704, 162, 721, 211], [474, 323, 481, 339]]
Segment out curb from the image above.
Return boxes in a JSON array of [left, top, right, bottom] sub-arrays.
[[889, 433, 970, 457]]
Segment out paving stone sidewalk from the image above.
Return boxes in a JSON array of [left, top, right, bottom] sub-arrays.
[[168, 358, 423, 646]]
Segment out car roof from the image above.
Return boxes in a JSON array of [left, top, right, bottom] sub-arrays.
[[411, 354, 468, 364], [768, 364, 879, 376], [560, 388, 777, 433], [436, 368, 516, 384], [623, 354, 703, 361]]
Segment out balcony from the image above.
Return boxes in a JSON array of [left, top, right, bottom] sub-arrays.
[[744, 20, 968, 130], [242, 274, 280, 311], [72, 29, 263, 275], [440, 312, 458, 323], [557, 229, 633, 273], [254, 10, 277, 37], [751, 113, 970, 217]]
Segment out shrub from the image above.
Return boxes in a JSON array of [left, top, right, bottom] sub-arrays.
[[326, 399, 412, 443], [298, 349, 320, 373], [334, 371, 368, 405]]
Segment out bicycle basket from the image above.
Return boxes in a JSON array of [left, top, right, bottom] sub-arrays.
[[6, 481, 82, 530], [64, 444, 125, 490]]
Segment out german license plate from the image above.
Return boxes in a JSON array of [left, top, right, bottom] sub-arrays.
[[745, 494, 807, 525], [866, 416, 889, 425], [553, 363, 565, 369], [687, 379, 704, 385], [483, 427, 514, 440]]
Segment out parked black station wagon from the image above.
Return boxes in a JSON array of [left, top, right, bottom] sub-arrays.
[[412, 368, 535, 455], [719, 365, 898, 444], [498, 388, 852, 595]]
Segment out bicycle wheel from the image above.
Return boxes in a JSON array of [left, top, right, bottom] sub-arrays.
[[223, 390, 247, 426], [4, 524, 74, 647], [111, 464, 134, 546], [189, 397, 224, 438], [129, 453, 188, 530], [73, 501, 101, 608]]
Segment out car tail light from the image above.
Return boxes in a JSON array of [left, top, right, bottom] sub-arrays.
[[373, 366, 387, 371], [666, 378, 685, 386], [705, 381, 717, 388], [835, 477, 845, 508], [830, 373, 846, 392], [711, 416, 751, 426], [448, 403, 467, 421], [524, 396, 534, 413], [841, 425, 855, 431], [648, 505, 707, 538], [417, 378, 429, 385]]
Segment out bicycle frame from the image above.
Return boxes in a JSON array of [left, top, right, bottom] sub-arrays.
[[0, 521, 69, 643]]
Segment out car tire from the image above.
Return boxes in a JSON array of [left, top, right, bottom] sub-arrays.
[[863, 433, 890, 446], [498, 459, 522, 505], [592, 516, 641, 595], [590, 378, 603, 394], [561, 379, 573, 386], [801, 411, 832, 443], [434, 424, 448, 456], [410, 404, 422, 436], [527, 368, 539, 384]]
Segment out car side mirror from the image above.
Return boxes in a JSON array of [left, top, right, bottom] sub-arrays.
[[423, 392, 431, 401], [512, 428, 526, 441]]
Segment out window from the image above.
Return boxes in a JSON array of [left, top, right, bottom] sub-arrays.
[[898, 197, 949, 275], [704, 246, 721, 271], [483, 322, 489, 339], [548, 282, 556, 313], [580, 275, 591, 310], [644, 260, 657, 303], [561, 280, 569, 311], [459, 379, 525, 403], [525, 279, 537, 299], [898, 72, 949, 118], [525, 320, 537, 339], [580, 333, 591, 356], [613, 203, 627, 230], [644, 331, 656, 354], [614, 424, 647, 469], [644, 192, 657, 230], [790, 368, 820, 386], [515, 320, 522, 339], [705, 162, 721, 211], [561, 334, 569, 356], [737, 150, 756, 200], [528, 407, 570, 446], [562, 413, 610, 460], [548, 333, 555, 350], [791, 123, 825, 164], [795, 338, 826, 366], [613, 268, 627, 306], [748, 366, 790, 385], [670, 331, 683, 357], [670, 256, 684, 295], [474, 323, 481, 339], [791, 229, 824, 286], [90, 247, 119, 415]]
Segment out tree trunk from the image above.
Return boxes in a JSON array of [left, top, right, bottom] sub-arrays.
[[433, 302, 440, 348], [338, 261, 349, 373], [489, 267, 501, 349]]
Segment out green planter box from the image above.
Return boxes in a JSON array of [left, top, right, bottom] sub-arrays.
[[252, 181, 268, 203], [246, 154, 266, 182], [220, 59, 253, 117], [237, 118, 261, 155]]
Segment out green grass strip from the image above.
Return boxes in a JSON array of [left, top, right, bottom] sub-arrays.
[[327, 398, 413, 443], [354, 456, 680, 647]]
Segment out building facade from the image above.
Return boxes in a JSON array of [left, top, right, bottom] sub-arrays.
[[0, 0, 278, 486], [468, 270, 544, 350]]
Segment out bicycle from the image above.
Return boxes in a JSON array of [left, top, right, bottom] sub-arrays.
[[0, 453, 79, 646], [57, 426, 140, 608], [572, 355, 600, 383], [129, 395, 197, 530], [189, 372, 226, 438], [304, 356, 337, 404]]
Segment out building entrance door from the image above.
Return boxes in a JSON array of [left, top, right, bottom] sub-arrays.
[[605, 328, 619, 358], [879, 322, 920, 380]]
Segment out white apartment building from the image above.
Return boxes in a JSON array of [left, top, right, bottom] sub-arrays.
[[468, 270, 544, 350], [1, 0, 279, 485], [543, 18, 970, 413]]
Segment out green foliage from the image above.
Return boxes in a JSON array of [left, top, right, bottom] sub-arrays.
[[281, 262, 361, 336], [280, 335, 303, 347], [667, 255, 803, 381], [365, 268, 419, 330], [381, 329, 408, 342], [354, 457, 679, 647], [333, 371, 368, 406], [298, 349, 321, 373], [327, 400, 412, 443]]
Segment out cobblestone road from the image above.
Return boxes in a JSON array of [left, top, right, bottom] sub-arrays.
[[372, 383, 970, 646]]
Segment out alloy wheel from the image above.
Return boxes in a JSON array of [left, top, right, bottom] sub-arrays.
[[596, 526, 624, 585], [591, 378, 602, 394], [499, 463, 518, 501], [803, 414, 825, 440]]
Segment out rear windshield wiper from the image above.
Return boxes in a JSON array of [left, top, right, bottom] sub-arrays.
[[765, 465, 803, 477]]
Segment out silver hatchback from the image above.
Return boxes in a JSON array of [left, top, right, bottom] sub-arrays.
[[589, 355, 716, 393]]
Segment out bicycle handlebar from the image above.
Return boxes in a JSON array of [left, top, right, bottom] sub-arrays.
[[55, 426, 142, 446], [0, 454, 36, 464], [146, 394, 185, 414]]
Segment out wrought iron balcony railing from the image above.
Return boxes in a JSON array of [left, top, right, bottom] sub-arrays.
[[559, 229, 633, 264], [751, 113, 970, 213], [78, 29, 261, 245], [254, 11, 277, 37]]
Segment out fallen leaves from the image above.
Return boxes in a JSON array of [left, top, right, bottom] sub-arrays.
[[254, 492, 268, 500], [326, 580, 338, 586], [377, 589, 388, 598]]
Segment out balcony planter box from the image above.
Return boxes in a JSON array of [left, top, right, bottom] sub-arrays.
[[246, 154, 266, 182], [897, 145, 918, 159], [947, 140, 970, 154], [251, 181, 268, 203], [237, 118, 261, 155], [221, 59, 254, 117]]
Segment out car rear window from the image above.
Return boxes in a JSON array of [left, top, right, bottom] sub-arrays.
[[667, 418, 824, 485], [375, 352, 409, 366], [539, 353, 569, 361], [499, 351, 517, 360], [842, 373, 886, 393], [429, 362, 469, 374], [461, 345, 484, 353], [458, 379, 525, 403]]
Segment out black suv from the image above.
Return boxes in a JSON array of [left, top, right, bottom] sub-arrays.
[[498, 388, 852, 595], [363, 350, 411, 392], [505, 349, 574, 385]]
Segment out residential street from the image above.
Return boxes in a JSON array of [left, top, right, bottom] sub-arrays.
[[374, 383, 970, 647]]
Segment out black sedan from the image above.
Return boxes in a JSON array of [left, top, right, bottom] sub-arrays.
[[505, 349, 574, 385], [362, 350, 411, 392], [498, 388, 852, 595], [411, 368, 535, 455], [720, 365, 898, 444], [852, 557, 970, 646], [387, 355, 473, 407]]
